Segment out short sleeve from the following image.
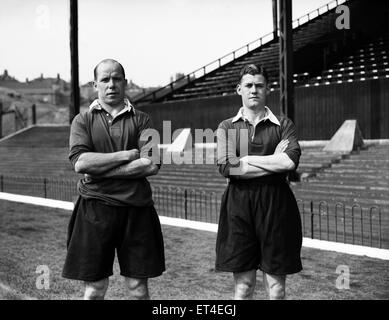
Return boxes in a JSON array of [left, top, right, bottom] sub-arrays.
[[216, 120, 241, 178], [69, 113, 93, 168], [280, 118, 301, 169], [137, 113, 161, 168]]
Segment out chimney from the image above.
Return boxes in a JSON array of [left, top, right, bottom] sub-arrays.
[[40, 73, 43, 79], [4, 69, 8, 77], [26, 78, 29, 83], [57, 73, 60, 80]]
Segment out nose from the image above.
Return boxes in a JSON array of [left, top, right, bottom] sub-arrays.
[[250, 85, 258, 93], [108, 78, 115, 87]]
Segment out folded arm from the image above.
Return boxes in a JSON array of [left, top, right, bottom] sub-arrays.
[[217, 117, 300, 180], [241, 152, 296, 173], [241, 123, 299, 173], [237, 139, 293, 178], [87, 157, 159, 180], [74, 149, 139, 175], [217, 124, 289, 179], [231, 163, 272, 179]]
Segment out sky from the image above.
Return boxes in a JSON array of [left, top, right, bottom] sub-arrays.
[[0, 0, 332, 87]]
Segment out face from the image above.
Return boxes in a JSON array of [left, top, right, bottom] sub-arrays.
[[93, 61, 127, 107], [237, 74, 269, 109]]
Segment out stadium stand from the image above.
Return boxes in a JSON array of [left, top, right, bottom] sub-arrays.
[[131, 0, 388, 142], [0, 125, 343, 181], [309, 35, 389, 85], [293, 145, 389, 209], [0, 126, 75, 177], [0, 125, 387, 214], [132, 0, 388, 104]]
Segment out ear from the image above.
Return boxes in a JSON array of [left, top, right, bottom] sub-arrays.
[[92, 81, 98, 91], [236, 83, 242, 96], [265, 83, 270, 95]]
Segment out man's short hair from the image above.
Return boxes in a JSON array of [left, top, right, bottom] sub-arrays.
[[238, 64, 269, 84], [94, 59, 126, 80]]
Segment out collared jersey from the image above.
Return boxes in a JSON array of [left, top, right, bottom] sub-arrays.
[[69, 99, 160, 206], [217, 106, 301, 180]]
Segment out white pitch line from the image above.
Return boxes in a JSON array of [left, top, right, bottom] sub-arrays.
[[159, 216, 218, 233], [1, 192, 388, 260], [302, 238, 389, 260], [0, 192, 74, 211], [0, 282, 37, 300]]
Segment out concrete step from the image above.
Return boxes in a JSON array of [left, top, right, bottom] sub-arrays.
[[152, 173, 224, 182], [159, 164, 218, 170], [299, 155, 342, 161], [330, 163, 388, 170], [149, 179, 226, 191], [315, 172, 389, 182], [299, 159, 336, 166], [150, 174, 225, 183], [297, 163, 327, 170], [292, 191, 389, 208], [156, 170, 220, 177], [293, 186, 389, 200], [295, 180, 389, 191], [349, 153, 389, 159], [308, 177, 389, 187], [0, 163, 72, 168], [0, 157, 70, 162], [342, 159, 389, 165], [156, 171, 220, 178], [296, 179, 389, 190], [321, 167, 387, 174], [0, 171, 77, 177]]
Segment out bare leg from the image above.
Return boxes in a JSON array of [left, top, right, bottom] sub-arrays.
[[233, 270, 256, 300], [124, 277, 150, 300], [263, 273, 286, 300], [84, 278, 109, 300]]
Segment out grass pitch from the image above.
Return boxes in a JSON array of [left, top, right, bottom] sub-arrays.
[[0, 200, 388, 300]]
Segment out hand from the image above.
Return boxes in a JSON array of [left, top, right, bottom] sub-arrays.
[[240, 155, 249, 163], [127, 149, 140, 161], [84, 173, 93, 180], [274, 139, 289, 154], [238, 157, 249, 174]]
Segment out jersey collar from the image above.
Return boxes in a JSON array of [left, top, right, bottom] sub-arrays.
[[232, 106, 280, 126]]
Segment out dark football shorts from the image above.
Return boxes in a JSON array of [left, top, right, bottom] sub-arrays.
[[215, 176, 303, 275], [62, 196, 165, 282]]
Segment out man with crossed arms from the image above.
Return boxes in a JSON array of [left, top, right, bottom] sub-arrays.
[[216, 64, 302, 300], [62, 59, 165, 299]]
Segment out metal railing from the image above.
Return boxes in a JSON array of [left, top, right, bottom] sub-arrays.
[[292, 0, 346, 28], [297, 200, 385, 249], [0, 175, 78, 202], [131, 0, 348, 103], [0, 172, 385, 249]]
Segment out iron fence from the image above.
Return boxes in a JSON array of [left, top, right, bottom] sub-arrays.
[[297, 200, 385, 249], [151, 186, 221, 224], [0, 174, 387, 249], [0, 174, 78, 202]]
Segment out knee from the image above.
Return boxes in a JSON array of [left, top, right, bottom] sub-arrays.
[[268, 282, 285, 300], [125, 278, 149, 300], [235, 281, 255, 300], [84, 279, 108, 300]]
